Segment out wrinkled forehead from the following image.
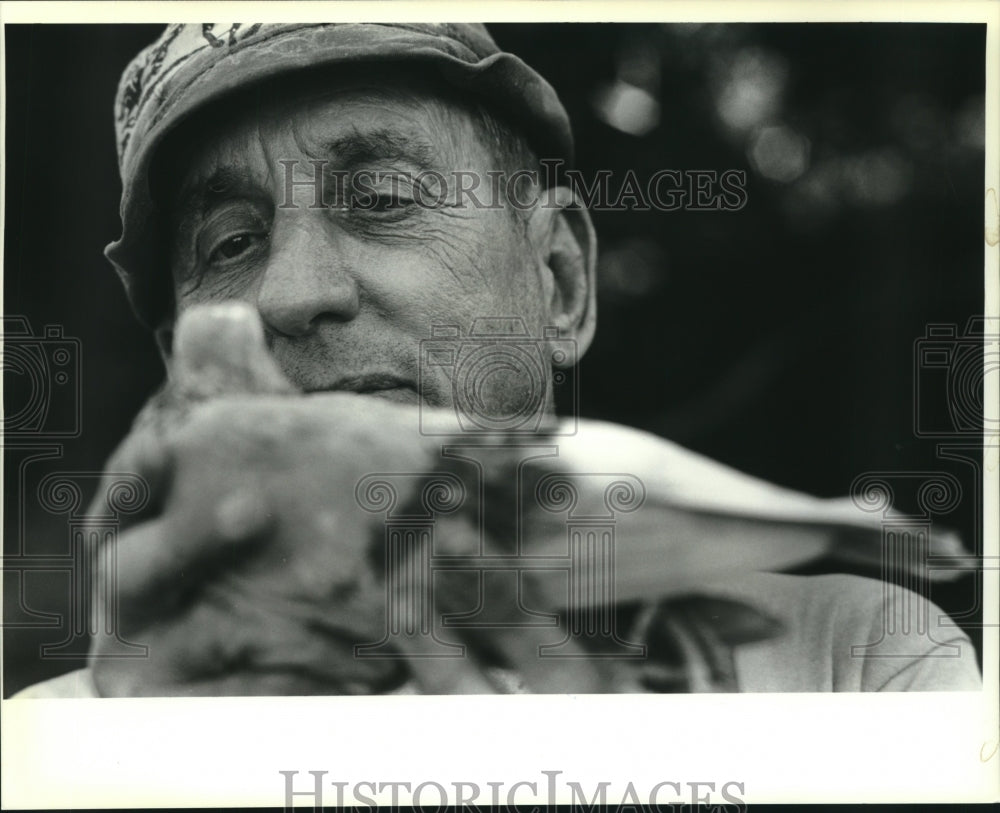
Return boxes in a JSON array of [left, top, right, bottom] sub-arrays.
[[153, 66, 491, 206]]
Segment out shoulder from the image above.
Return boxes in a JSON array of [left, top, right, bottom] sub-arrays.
[[701, 572, 981, 692], [10, 668, 99, 699]]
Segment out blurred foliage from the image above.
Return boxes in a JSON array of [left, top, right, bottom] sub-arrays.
[[491, 24, 984, 487]]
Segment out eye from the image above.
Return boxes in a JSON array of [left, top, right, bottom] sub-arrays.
[[369, 194, 396, 211], [208, 232, 267, 264], [367, 192, 412, 213]]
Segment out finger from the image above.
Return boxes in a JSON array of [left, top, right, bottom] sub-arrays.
[[391, 632, 498, 694], [461, 612, 616, 694], [111, 486, 275, 607], [435, 614, 635, 694], [428, 569, 620, 693], [379, 568, 497, 694], [176, 588, 404, 695], [147, 671, 358, 697]]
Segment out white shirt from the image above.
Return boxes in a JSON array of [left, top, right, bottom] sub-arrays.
[[12, 572, 980, 697]]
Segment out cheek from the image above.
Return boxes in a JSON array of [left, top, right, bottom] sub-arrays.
[[387, 213, 541, 333], [172, 244, 267, 313]]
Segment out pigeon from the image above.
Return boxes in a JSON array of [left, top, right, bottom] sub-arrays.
[[146, 302, 970, 597]]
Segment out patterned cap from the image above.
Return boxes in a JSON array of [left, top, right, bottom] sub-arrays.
[[105, 23, 574, 328]]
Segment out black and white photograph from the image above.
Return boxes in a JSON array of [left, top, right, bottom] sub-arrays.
[[2, 1, 998, 808]]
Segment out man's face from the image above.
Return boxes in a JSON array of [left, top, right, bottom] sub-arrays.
[[166, 72, 554, 414]]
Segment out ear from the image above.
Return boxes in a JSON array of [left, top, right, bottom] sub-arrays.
[[527, 185, 598, 364]]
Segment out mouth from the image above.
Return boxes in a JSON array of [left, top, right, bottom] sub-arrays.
[[304, 374, 420, 404]]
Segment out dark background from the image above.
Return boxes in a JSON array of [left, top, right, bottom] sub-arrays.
[[3, 23, 986, 694]]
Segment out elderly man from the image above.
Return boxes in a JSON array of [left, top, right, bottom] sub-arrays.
[[15, 23, 981, 697]]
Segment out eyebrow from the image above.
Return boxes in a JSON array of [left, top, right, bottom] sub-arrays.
[[171, 166, 259, 226], [170, 127, 447, 222], [320, 127, 443, 173]]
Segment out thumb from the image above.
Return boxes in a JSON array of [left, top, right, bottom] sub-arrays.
[[170, 301, 298, 401]]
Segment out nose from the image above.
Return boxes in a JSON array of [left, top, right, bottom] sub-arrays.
[[256, 211, 360, 337]]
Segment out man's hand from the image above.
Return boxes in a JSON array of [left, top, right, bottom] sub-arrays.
[[88, 303, 611, 696]]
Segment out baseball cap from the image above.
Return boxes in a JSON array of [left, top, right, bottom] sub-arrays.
[[105, 23, 575, 328]]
